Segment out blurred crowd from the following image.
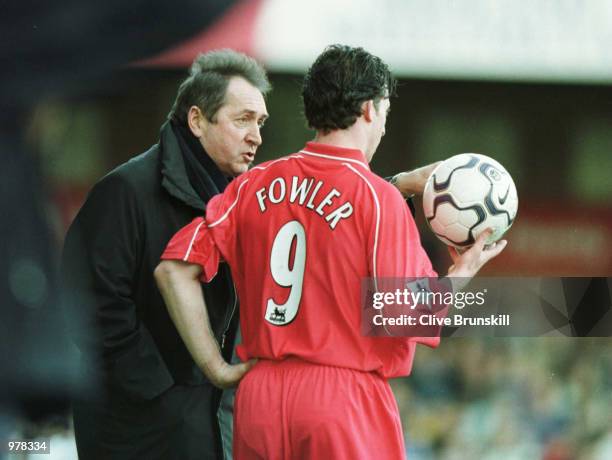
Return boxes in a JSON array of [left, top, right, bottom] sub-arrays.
[[393, 338, 612, 460]]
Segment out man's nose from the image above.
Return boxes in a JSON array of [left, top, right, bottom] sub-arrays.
[[247, 124, 262, 146]]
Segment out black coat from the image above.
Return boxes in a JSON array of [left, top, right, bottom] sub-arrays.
[[61, 122, 237, 459]]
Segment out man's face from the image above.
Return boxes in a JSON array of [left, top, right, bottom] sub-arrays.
[[366, 97, 390, 161], [198, 76, 268, 177]]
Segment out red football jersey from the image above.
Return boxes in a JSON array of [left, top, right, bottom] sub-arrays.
[[162, 142, 438, 378]]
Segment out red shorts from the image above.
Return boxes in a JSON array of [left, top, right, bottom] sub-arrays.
[[233, 358, 406, 460]]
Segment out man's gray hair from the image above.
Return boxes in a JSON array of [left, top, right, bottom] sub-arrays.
[[168, 49, 271, 124]]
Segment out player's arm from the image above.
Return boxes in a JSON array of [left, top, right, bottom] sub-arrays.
[[155, 176, 252, 389], [154, 260, 254, 389], [373, 185, 506, 341], [384, 171, 506, 287], [388, 161, 441, 197]]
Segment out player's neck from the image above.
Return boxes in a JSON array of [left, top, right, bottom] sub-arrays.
[[313, 124, 369, 157]]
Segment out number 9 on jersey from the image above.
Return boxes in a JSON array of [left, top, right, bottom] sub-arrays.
[[265, 220, 306, 326]]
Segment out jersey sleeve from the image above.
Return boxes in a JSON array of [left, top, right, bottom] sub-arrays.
[[368, 183, 441, 348], [161, 175, 249, 282], [160, 216, 222, 282], [370, 184, 437, 280]]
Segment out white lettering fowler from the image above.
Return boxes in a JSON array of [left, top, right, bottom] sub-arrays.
[[289, 177, 314, 205], [315, 189, 340, 216], [325, 201, 353, 229], [256, 187, 267, 212], [255, 176, 354, 230], [268, 178, 286, 204], [305, 181, 323, 210]]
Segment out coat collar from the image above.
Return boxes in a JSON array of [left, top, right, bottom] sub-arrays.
[[159, 121, 226, 211]]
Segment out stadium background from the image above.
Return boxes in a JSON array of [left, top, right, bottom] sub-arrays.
[[6, 0, 612, 458]]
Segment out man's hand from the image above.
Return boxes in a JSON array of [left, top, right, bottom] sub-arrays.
[[390, 161, 441, 197], [155, 260, 255, 390], [206, 359, 257, 390], [447, 229, 507, 292]]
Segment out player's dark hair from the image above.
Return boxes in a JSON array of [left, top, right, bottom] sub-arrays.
[[302, 44, 396, 133], [168, 49, 271, 124]]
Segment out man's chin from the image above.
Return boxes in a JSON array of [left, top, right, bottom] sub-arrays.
[[232, 163, 250, 176]]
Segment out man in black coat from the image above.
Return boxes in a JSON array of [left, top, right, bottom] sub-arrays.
[[61, 50, 270, 460]]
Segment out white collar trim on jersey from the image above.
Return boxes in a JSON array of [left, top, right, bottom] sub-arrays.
[[299, 149, 369, 169]]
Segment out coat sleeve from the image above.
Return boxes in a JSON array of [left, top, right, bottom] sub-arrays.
[[61, 172, 173, 401]]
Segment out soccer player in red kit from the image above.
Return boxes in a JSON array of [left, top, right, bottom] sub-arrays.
[[155, 45, 507, 459]]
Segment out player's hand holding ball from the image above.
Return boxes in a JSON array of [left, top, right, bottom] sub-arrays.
[[422, 153, 518, 287], [447, 228, 507, 275]]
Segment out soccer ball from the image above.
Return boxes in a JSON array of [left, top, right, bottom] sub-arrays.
[[422, 153, 518, 248]]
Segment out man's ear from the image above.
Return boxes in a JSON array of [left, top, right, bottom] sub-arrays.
[[362, 100, 375, 123], [187, 105, 206, 137]]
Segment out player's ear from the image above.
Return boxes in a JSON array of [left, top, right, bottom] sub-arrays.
[[362, 100, 375, 123], [187, 105, 206, 137]]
